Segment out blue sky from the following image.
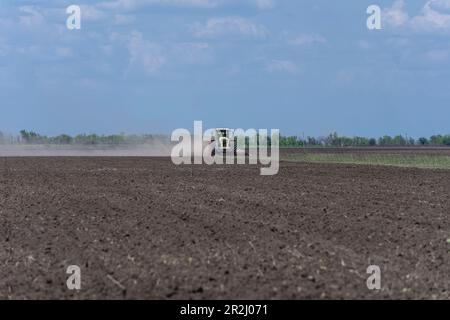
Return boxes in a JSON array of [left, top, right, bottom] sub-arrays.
[[1, 0, 450, 137]]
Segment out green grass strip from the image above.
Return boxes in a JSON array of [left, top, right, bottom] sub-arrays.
[[282, 153, 450, 169]]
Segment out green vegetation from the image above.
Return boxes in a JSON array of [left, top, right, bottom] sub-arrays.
[[280, 132, 450, 147], [0, 130, 169, 145], [283, 153, 450, 169], [1, 130, 450, 148]]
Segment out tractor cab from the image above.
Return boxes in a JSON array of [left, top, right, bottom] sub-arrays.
[[216, 128, 231, 150], [211, 128, 237, 156]]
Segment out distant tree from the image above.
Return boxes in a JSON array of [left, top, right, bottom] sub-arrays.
[[280, 136, 305, 147], [418, 137, 428, 145], [306, 136, 318, 146], [430, 135, 442, 146], [442, 135, 450, 146], [352, 136, 370, 146], [52, 134, 73, 144], [20, 130, 29, 142], [326, 132, 339, 146], [393, 135, 407, 146], [378, 135, 393, 146], [20, 130, 44, 143]]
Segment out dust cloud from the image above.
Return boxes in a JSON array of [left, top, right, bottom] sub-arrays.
[[0, 143, 172, 157]]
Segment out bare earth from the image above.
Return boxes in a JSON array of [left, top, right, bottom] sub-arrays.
[[1, 155, 450, 299]]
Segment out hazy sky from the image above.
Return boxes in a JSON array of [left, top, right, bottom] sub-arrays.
[[1, 0, 450, 137]]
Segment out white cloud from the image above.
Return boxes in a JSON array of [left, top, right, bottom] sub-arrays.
[[265, 59, 299, 75], [410, 1, 450, 32], [383, 0, 409, 27], [65, 0, 276, 26], [290, 34, 326, 46], [127, 31, 166, 74], [430, 0, 450, 10], [81, 5, 109, 21], [253, 0, 275, 10], [171, 42, 213, 64], [18, 6, 44, 27], [192, 17, 267, 38], [99, 0, 218, 10], [124, 31, 214, 74], [98, 0, 274, 10], [383, 0, 450, 32]]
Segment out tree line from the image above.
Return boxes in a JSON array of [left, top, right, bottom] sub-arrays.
[[0, 130, 450, 147], [280, 132, 450, 147], [0, 130, 169, 145]]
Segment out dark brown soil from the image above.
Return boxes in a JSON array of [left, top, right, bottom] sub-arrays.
[[1, 156, 450, 299]]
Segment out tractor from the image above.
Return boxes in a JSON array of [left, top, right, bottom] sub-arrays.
[[211, 128, 238, 157]]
